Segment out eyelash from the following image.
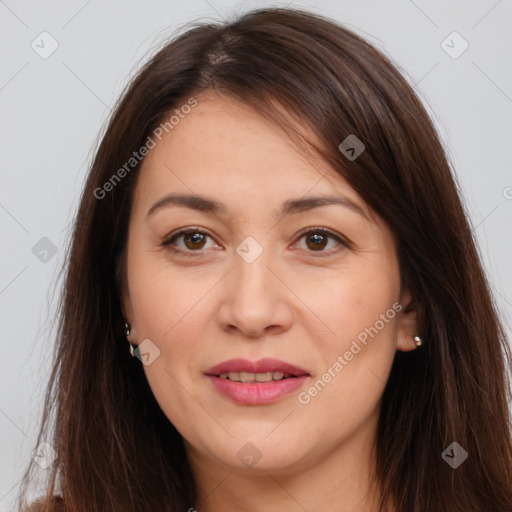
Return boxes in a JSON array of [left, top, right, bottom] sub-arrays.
[[161, 226, 350, 257]]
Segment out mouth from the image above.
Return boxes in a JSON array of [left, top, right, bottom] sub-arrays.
[[204, 358, 310, 405], [216, 371, 298, 382], [205, 357, 310, 378]]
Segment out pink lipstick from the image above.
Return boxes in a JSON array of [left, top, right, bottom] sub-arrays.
[[205, 358, 310, 405]]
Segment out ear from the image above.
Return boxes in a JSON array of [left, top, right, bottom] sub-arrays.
[[396, 287, 421, 352]]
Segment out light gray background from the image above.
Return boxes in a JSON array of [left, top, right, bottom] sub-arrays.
[[1, 0, 511, 509]]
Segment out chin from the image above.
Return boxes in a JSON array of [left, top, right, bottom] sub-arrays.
[[215, 437, 309, 473]]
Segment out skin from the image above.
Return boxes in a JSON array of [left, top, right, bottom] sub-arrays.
[[121, 91, 420, 512]]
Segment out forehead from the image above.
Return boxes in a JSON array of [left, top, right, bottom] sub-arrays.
[[134, 92, 370, 218]]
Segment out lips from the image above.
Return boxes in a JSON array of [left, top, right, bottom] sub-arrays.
[[205, 358, 310, 405], [205, 358, 310, 378]]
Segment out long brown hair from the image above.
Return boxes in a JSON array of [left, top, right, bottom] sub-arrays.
[[18, 7, 512, 512]]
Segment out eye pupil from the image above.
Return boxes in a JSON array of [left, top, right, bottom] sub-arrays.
[[185, 232, 206, 249], [307, 232, 328, 250]]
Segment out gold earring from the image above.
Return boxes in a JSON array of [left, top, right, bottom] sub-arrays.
[[413, 335, 423, 347]]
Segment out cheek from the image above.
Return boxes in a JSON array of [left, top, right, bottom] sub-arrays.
[[303, 262, 400, 349], [299, 264, 400, 408], [128, 264, 213, 440], [128, 247, 207, 340]]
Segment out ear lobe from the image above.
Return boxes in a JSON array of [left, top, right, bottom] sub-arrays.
[[396, 288, 421, 352]]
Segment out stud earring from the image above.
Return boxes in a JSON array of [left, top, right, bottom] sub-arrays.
[[413, 335, 423, 347]]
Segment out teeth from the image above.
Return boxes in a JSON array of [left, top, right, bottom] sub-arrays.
[[255, 372, 274, 382], [239, 371, 255, 382], [218, 371, 293, 382]]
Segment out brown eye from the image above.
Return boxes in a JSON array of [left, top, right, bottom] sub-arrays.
[[162, 227, 348, 257], [305, 232, 329, 251], [182, 231, 208, 250], [295, 228, 348, 255], [162, 229, 215, 254]]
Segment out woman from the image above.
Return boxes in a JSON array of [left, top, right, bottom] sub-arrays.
[[18, 6, 512, 512]]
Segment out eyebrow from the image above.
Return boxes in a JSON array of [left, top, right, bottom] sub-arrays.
[[146, 192, 369, 221]]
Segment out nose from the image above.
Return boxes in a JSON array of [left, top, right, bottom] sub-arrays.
[[216, 247, 294, 339]]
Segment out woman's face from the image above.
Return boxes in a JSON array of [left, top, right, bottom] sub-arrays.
[[122, 92, 418, 477]]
